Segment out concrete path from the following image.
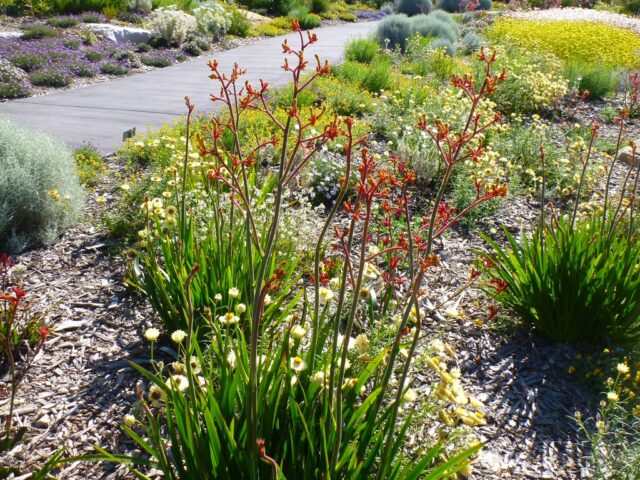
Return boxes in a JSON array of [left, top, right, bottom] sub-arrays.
[[0, 22, 378, 154]]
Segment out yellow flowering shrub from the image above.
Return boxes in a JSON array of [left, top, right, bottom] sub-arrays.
[[488, 19, 640, 68], [484, 45, 568, 114]]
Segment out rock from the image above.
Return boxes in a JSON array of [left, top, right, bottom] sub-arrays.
[[616, 145, 640, 166], [0, 31, 22, 39], [237, 8, 271, 25], [34, 414, 51, 428], [86, 23, 152, 45]]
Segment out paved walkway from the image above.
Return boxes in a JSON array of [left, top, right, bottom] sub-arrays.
[[0, 21, 378, 154]]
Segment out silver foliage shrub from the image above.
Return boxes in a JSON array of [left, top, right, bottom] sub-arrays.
[[0, 119, 85, 253]]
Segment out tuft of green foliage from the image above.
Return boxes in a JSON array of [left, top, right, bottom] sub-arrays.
[[140, 55, 173, 68], [99, 63, 129, 75], [480, 214, 640, 343], [20, 24, 58, 40], [395, 0, 432, 16], [288, 6, 321, 29], [0, 119, 84, 253], [46, 16, 80, 28], [376, 14, 412, 50], [81, 12, 104, 22], [228, 7, 252, 37], [410, 14, 459, 43], [334, 58, 393, 93], [565, 60, 619, 100], [10, 54, 45, 73], [344, 37, 379, 63], [29, 70, 72, 87]]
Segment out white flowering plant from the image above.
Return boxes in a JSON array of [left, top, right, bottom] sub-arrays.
[[193, 3, 231, 40], [148, 6, 194, 46]]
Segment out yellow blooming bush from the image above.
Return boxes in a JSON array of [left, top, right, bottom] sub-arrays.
[[484, 45, 568, 114], [74, 145, 107, 187], [488, 19, 640, 68]]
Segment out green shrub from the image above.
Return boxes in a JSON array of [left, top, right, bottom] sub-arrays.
[[63, 39, 81, 49], [228, 7, 252, 37], [29, 70, 72, 87], [129, 0, 152, 13], [313, 75, 375, 116], [624, 0, 640, 13], [81, 13, 104, 22], [289, 6, 321, 29], [46, 16, 80, 28], [0, 119, 84, 253], [337, 11, 357, 21], [334, 58, 392, 93], [311, 0, 330, 13], [140, 55, 173, 67], [10, 54, 46, 73], [20, 24, 58, 40], [376, 14, 412, 50], [74, 145, 107, 187], [99, 63, 129, 75], [344, 37, 379, 63], [361, 58, 392, 92], [0, 82, 29, 99], [565, 60, 619, 99], [69, 62, 97, 77], [237, 0, 292, 15], [182, 41, 201, 56], [480, 214, 640, 343], [410, 14, 458, 43], [395, 0, 432, 16], [85, 50, 105, 62]]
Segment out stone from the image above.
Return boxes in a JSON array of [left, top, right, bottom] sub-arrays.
[[86, 23, 152, 45], [0, 31, 22, 39], [237, 8, 271, 25], [616, 145, 639, 166]]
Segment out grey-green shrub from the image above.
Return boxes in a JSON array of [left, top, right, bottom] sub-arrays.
[[395, 0, 432, 16], [461, 30, 484, 54], [376, 14, 412, 50], [129, 0, 152, 13], [380, 2, 395, 14], [410, 14, 458, 43], [431, 37, 456, 56], [429, 9, 458, 30], [436, 0, 490, 11], [0, 119, 84, 253]]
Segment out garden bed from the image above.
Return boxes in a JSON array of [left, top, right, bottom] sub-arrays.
[[2, 6, 640, 480]]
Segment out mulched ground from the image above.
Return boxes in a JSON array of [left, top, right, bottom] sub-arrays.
[[1, 94, 638, 479]]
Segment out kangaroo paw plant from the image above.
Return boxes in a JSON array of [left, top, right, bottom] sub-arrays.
[[68, 24, 511, 479]]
